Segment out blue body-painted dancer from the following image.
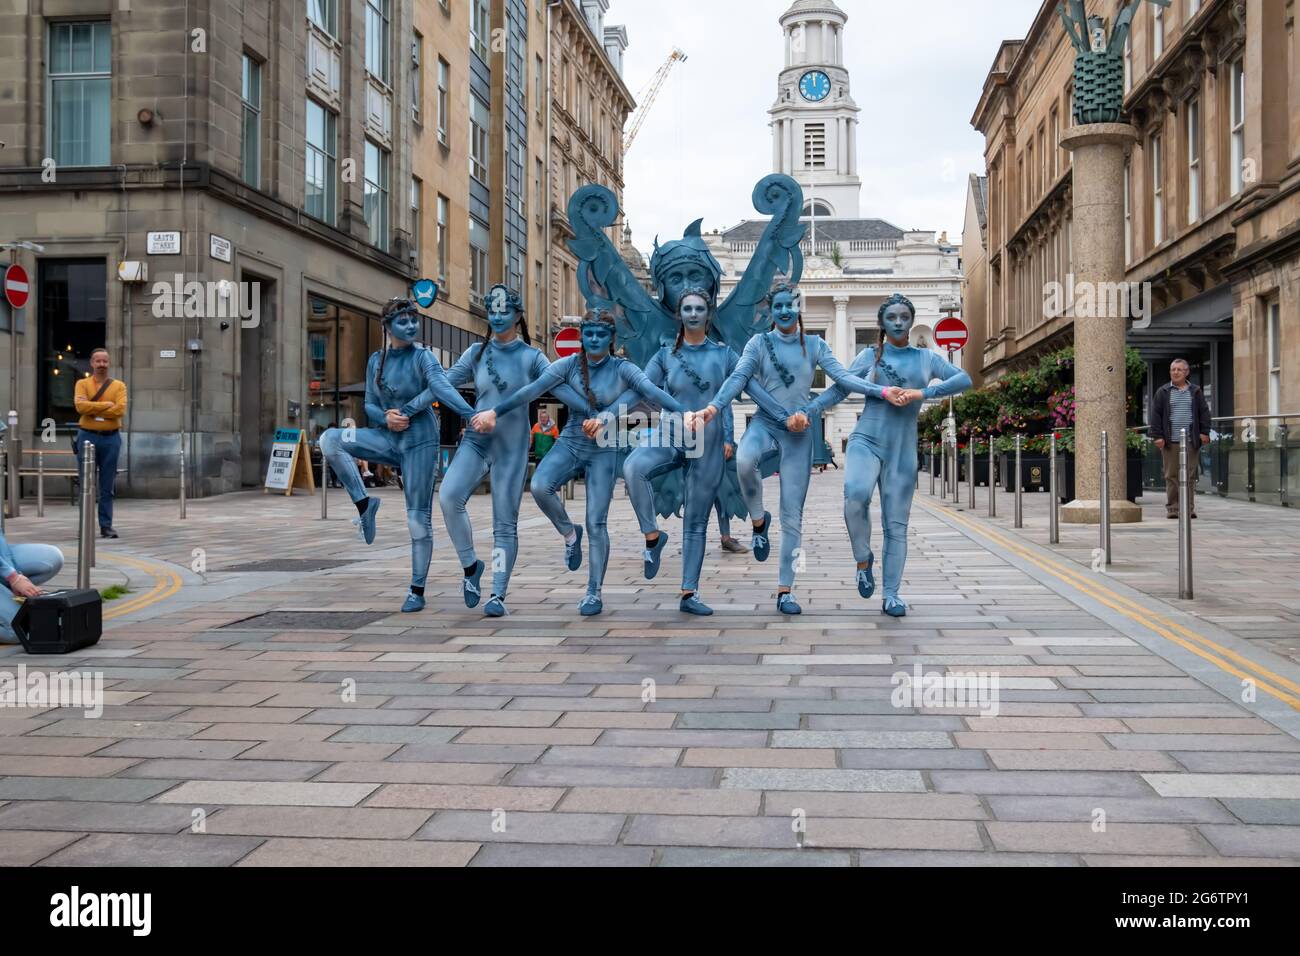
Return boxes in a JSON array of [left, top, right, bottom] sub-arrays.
[[319, 297, 476, 614], [620, 290, 789, 616], [472, 310, 685, 616], [691, 284, 884, 616], [440, 285, 593, 618], [804, 293, 972, 617]]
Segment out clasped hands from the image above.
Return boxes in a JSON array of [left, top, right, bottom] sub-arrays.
[[883, 387, 925, 408]]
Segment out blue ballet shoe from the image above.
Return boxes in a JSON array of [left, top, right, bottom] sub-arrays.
[[857, 556, 876, 600], [565, 526, 584, 572], [776, 592, 802, 615], [578, 592, 603, 617], [483, 595, 507, 618], [401, 590, 426, 614], [462, 560, 485, 609], [679, 594, 714, 616], [643, 531, 670, 581], [882, 596, 909, 618], [353, 497, 381, 545], [751, 512, 773, 563]]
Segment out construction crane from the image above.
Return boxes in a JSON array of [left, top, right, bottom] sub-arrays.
[[623, 47, 688, 154]]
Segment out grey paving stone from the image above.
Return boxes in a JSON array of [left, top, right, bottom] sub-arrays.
[[507, 765, 719, 789], [595, 730, 770, 748], [984, 822, 1210, 856], [117, 757, 329, 781], [771, 730, 953, 749], [0, 776, 180, 803], [0, 800, 199, 833], [1171, 752, 1300, 773], [806, 715, 968, 731], [841, 749, 990, 770], [1197, 825, 1300, 859], [38, 832, 263, 867], [299, 708, 430, 725], [416, 810, 625, 845], [1221, 800, 1300, 825], [763, 792, 986, 820], [0, 830, 85, 866], [1108, 734, 1300, 752], [1142, 773, 1300, 799], [470, 843, 654, 867], [93, 739, 257, 760], [540, 746, 682, 767], [30, 719, 211, 739], [325, 725, 461, 745], [390, 744, 547, 764], [987, 795, 1234, 824], [720, 768, 926, 793], [623, 814, 805, 849], [675, 712, 802, 730], [857, 850, 1081, 867], [655, 847, 851, 867], [156, 781, 378, 807], [237, 838, 479, 867], [205, 807, 433, 839], [929, 771, 1155, 796]]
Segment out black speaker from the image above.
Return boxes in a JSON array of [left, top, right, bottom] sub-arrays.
[[11, 589, 103, 654]]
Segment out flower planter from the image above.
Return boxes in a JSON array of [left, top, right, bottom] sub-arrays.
[[1000, 452, 1143, 500], [1001, 453, 1051, 493], [1059, 453, 1144, 503]]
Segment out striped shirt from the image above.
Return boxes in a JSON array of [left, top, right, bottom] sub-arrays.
[[1168, 385, 1194, 440]]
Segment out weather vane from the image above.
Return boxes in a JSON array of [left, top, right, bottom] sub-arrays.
[[1058, 0, 1171, 124]]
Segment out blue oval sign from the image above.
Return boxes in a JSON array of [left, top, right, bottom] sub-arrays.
[[412, 279, 440, 309]]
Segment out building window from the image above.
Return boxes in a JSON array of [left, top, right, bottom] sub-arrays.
[[1230, 58, 1245, 195], [437, 58, 450, 146], [1153, 4, 1164, 59], [804, 123, 826, 169], [470, 94, 490, 184], [470, 218, 490, 307], [437, 194, 449, 283], [1267, 298, 1282, 420], [38, 259, 107, 426], [410, 177, 422, 261], [535, 158, 544, 226], [535, 55, 545, 121], [1190, 0, 1202, 14], [471, 0, 490, 62], [1050, 107, 1060, 179], [1123, 37, 1132, 93], [1186, 97, 1200, 223], [535, 260, 544, 323], [411, 32, 423, 123], [305, 99, 338, 224], [1151, 133, 1164, 245], [1123, 160, 1132, 264], [47, 21, 112, 167], [241, 55, 262, 188], [366, 0, 391, 85], [364, 140, 391, 251], [308, 0, 338, 37]]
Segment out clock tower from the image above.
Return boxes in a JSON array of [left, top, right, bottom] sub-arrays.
[[770, 0, 862, 218]]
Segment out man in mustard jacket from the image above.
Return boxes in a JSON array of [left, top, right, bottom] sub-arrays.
[[74, 348, 127, 538]]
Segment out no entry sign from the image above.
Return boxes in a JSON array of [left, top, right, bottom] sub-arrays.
[[4, 264, 30, 310], [554, 326, 582, 359], [934, 316, 968, 352]]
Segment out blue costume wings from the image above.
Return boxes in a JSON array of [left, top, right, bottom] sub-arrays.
[[566, 175, 806, 369]]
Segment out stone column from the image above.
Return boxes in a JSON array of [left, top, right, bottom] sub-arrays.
[[833, 295, 851, 366], [1060, 123, 1142, 525]]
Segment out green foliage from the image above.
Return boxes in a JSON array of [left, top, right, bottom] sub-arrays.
[[99, 585, 130, 602]]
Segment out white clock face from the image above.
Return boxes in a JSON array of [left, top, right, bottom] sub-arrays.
[[799, 70, 831, 102]]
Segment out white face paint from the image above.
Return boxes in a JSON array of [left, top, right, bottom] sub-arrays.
[[679, 295, 710, 333]]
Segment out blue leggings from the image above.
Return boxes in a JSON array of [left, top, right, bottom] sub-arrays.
[[530, 437, 620, 596], [0, 544, 65, 640], [844, 436, 917, 601], [736, 418, 813, 590], [624, 432, 725, 594], [439, 436, 529, 599], [320, 426, 438, 589]]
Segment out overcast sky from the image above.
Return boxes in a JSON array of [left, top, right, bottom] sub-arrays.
[[615, 0, 1043, 251]]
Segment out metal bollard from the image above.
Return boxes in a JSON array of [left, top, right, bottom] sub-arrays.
[[988, 437, 997, 518], [1100, 431, 1111, 566], [952, 442, 961, 506], [564, 478, 576, 501], [1014, 435, 1023, 529], [967, 441, 976, 509], [88, 446, 97, 567], [179, 445, 187, 519], [321, 442, 330, 520], [1179, 428, 1194, 599], [1049, 433, 1060, 545], [6, 434, 20, 520], [940, 440, 948, 497], [77, 443, 96, 588], [0, 445, 6, 533], [37, 450, 44, 518], [929, 442, 936, 496]]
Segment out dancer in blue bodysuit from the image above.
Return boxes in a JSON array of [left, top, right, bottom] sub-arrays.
[[472, 309, 686, 616], [320, 297, 476, 613], [620, 290, 789, 616], [803, 293, 971, 617], [691, 283, 883, 616], [440, 285, 593, 618]]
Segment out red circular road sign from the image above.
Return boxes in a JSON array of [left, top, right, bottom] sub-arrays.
[[4, 264, 30, 310], [554, 326, 582, 358], [934, 316, 968, 352]]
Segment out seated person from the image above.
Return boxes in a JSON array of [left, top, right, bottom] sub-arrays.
[[0, 533, 65, 643]]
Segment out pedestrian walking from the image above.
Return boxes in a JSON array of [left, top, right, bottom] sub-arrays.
[[1150, 358, 1211, 519]]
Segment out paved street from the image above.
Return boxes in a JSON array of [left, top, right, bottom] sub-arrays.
[[1, 470, 1299, 867]]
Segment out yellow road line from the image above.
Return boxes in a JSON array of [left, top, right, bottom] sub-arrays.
[[98, 553, 183, 620], [921, 500, 1300, 711]]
